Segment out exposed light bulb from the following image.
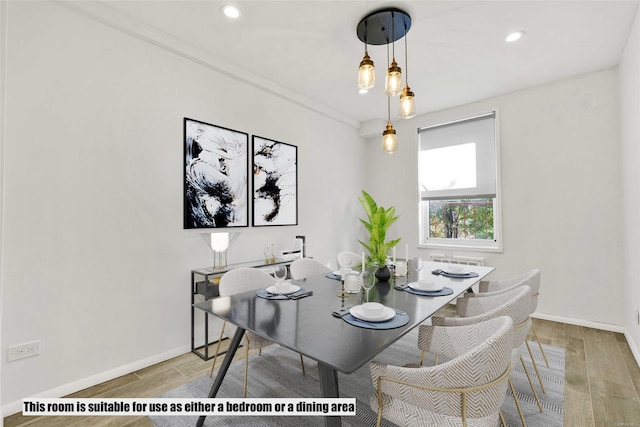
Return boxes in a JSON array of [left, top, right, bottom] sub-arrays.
[[382, 122, 398, 154], [399, 86, 416, 119], [385, 59, 402, 97], [358, 51, 375, 91]]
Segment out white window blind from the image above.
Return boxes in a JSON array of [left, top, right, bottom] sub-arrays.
[[419, 112, 496, 200]]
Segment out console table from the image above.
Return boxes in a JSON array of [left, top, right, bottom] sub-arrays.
[[190, 258, 296, 360]]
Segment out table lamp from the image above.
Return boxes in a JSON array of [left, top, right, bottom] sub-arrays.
[[210, 232, 230, 269]]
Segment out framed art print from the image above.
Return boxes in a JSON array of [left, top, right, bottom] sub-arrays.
[[184, 118, 249, 229], [252, 136, 298, 226]]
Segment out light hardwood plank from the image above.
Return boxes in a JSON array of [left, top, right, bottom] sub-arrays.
[[583, 327, 640, 426]]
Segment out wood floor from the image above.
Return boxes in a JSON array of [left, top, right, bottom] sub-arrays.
[[5, 309, 640, 427]]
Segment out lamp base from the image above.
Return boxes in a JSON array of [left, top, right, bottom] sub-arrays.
[[213, 250, 227, 270]]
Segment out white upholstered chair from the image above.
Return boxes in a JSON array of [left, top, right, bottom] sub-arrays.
[[289, 257, 331, 280], [425, 286, 540, 427], [370, 316, 514, 427], [336, 251, 361, 269], [209, 268, 305, 397]]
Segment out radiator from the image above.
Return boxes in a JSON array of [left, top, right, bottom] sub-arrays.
[[429, 254, 485, 306], [429, 254, 485, 266]]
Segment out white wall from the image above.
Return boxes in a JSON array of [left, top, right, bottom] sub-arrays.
[[0, 1, 365, 412], [0, 0, 8, 424], [366, 69, 624, 328], [620, 7, 640, 359]]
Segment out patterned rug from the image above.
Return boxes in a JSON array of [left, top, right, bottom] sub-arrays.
[[150, 329, 564, 426]]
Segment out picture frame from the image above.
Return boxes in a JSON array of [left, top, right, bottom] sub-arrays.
[[183, 117, 249, 229], [252, 136, 298, 226]]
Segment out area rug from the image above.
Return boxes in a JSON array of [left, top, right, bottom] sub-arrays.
[[150, 330, 564, 426]]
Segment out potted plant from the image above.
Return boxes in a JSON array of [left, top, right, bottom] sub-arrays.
[[357, 190, 401, 281]]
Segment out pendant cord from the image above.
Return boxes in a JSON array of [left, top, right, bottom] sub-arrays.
[[404, 22, 409, 85], [391, 11, 396, 60], [364, 20, 368, 53]]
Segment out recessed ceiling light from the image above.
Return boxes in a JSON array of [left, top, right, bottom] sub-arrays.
[[505, 31, 525, 43], [221, 5, 240, 19]]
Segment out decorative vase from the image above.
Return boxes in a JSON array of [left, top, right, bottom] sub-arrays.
[[374, 265, 391, 282], [375, 281, 391, 296]]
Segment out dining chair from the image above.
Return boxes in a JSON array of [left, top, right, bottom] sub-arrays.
[[370, 316, 514, 427], [423, 286, 540, 427], [208, 268, 305, 397], [475, 269, 547, 367], [289, 257, 331, 280], [336, 251, 361, 269], [465, 269, 547, 397]]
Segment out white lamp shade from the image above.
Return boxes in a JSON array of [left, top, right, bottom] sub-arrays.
[[210, 233, 230, 252]]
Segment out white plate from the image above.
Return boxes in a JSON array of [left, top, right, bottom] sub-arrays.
[[408, 282, 444, 292], [266, 284, 301, 295], [333, 269, 355, 276], [349, 305, 396, 322]]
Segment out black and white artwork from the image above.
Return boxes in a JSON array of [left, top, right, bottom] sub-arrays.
[[252, 136, 298, 226], [184, 118, 248, 229]]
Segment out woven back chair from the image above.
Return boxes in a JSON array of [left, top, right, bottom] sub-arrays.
[[289, 257, 331, 280], [476, 269, 548, 364], [427, 286, 540, 427], [478, 269, 541, 314], [370, 316, 514, 427], [209, 268, 305, 396], [468, 269, 548, 397]]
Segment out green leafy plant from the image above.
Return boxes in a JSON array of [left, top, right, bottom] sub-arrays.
[[358, 190, 401, 267]]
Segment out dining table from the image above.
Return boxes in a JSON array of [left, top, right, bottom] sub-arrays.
[[193, 261, 494, 427]]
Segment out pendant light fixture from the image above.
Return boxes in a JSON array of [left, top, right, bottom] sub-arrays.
[[358, 51, 375, 92], [356, 7, 414, 153], [358, 22, 375, 93], [399, 25, 416, 119], [382, 97, 398, 154], [385, 57, 403, 97]]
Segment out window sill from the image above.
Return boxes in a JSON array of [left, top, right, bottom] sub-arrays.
[[418, 242, 503, 253]]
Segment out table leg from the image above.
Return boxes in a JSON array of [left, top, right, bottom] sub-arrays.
[[196, 327, 245, 427], [318, 363, 341, 427]]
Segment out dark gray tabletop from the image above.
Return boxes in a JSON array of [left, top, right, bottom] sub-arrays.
[[194, 261, 494, 374]]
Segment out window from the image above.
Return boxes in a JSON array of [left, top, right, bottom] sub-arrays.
[[418, 112, 501, 251]]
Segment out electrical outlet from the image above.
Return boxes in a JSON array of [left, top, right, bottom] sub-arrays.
[[636, 310, 640, 325], [7, 341, 40, 362]]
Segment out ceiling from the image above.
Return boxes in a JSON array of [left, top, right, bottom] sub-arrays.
[[72, 1, 639, 128]]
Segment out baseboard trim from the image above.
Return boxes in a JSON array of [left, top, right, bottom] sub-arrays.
[[531, 312, 625, 333], [1, 344, 191, 418]]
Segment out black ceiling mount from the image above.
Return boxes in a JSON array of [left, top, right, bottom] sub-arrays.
[[356, 7, 412, 46]]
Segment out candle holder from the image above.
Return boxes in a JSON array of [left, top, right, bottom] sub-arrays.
[[336, 278, 349, 297]]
